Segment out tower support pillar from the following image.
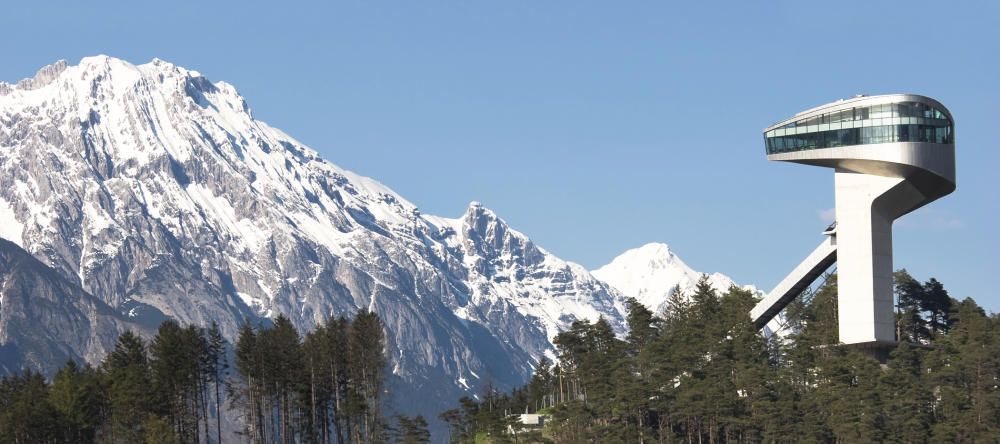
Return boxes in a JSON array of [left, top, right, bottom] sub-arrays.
[[834, 171, 924, 345]]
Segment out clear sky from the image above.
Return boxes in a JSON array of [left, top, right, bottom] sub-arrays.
[[2, 1, 997, 311]]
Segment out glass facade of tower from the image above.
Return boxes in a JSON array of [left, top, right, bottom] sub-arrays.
[[765, 101, 953, 154]]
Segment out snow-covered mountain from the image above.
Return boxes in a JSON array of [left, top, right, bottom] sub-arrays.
[[592, 242, 751, 314], [0, 56, 628, 422]]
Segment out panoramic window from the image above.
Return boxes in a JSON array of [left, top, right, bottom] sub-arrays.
[[764, 101, 953, 154]]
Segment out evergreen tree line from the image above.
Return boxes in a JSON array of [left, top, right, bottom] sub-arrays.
[[0, 320, 227, 444], [0, 310, 432, 443], [442, 271, 1000, 443], [231, 310, 394, 444]]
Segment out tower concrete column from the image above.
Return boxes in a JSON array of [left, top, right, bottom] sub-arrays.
[[834, 172, 895, 344]]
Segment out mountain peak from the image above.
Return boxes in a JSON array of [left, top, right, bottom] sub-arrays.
[[603, 242, 686, 271], [77, 55, 180, 75], [2, 59, 69, 93], [461, 202, 515, 247], [464, 200, 496, 217], [75, 55, 146, 78], [78, 54, 114, 66], [0, 56, 223, 103], [634, 242, 675, 258], [592, 243, 740, 313]]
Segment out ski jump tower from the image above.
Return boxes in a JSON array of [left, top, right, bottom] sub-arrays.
[[750, 94, 956, 347]]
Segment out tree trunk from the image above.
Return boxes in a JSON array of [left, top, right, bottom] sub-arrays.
[[215, 372, 222, 444], [310, 360, 317, 442]]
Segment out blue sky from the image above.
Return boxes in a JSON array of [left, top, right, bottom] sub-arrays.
[[2, 1, 997, 311]]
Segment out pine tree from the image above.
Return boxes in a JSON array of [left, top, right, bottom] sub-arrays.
[[395, 414, 432, 443], [439, 396, 477, 444], [106, 330, 149, 369], [663, 284, 691, 328], [928, 297, 999, 440], [103, 330, 153, 443], [149, 320, 206, 442], [625, 296, 657, 355], [324, 316, 351, 444], [881, 343, 934, 443], [233, 321, 262, 442], [205, 321, 227, 444], [0, 370, 61, 443], [349, 309, 387, 443], [895, 269, 930, 343], [690, 275, 721, 324], [49, 360, 103, 443], [921, 278, 952, 337], [301, 327, 324, 443], [526, 357, 554, 411], [261, 315, 303, 442]]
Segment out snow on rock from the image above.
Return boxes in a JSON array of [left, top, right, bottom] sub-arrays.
[[592, 242, 755, 314], [0, 56, 634, 428], [0, 198, 23, 247]]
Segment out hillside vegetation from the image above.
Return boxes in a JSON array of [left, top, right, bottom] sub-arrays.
[[441, 271, 1000, 443]]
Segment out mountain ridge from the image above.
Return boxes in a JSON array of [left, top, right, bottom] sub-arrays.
[[0, 56, 629, 423], [0, 56, 754, 428]]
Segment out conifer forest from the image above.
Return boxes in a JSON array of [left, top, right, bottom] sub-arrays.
[[1, 271, 997, 443], [440, 271, 999, 443], [0, 310, 431, 443]]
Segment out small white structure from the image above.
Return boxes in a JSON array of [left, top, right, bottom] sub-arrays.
[[752, 94, 956, 347], [508, 413, 547, 434], [518, 414, 544, 427]]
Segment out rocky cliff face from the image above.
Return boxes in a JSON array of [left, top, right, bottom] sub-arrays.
[[0, 238, 147, 375], [0, 56, 628, 419]]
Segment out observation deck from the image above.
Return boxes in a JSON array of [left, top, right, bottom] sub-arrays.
[[752, 94, 956, 346]]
